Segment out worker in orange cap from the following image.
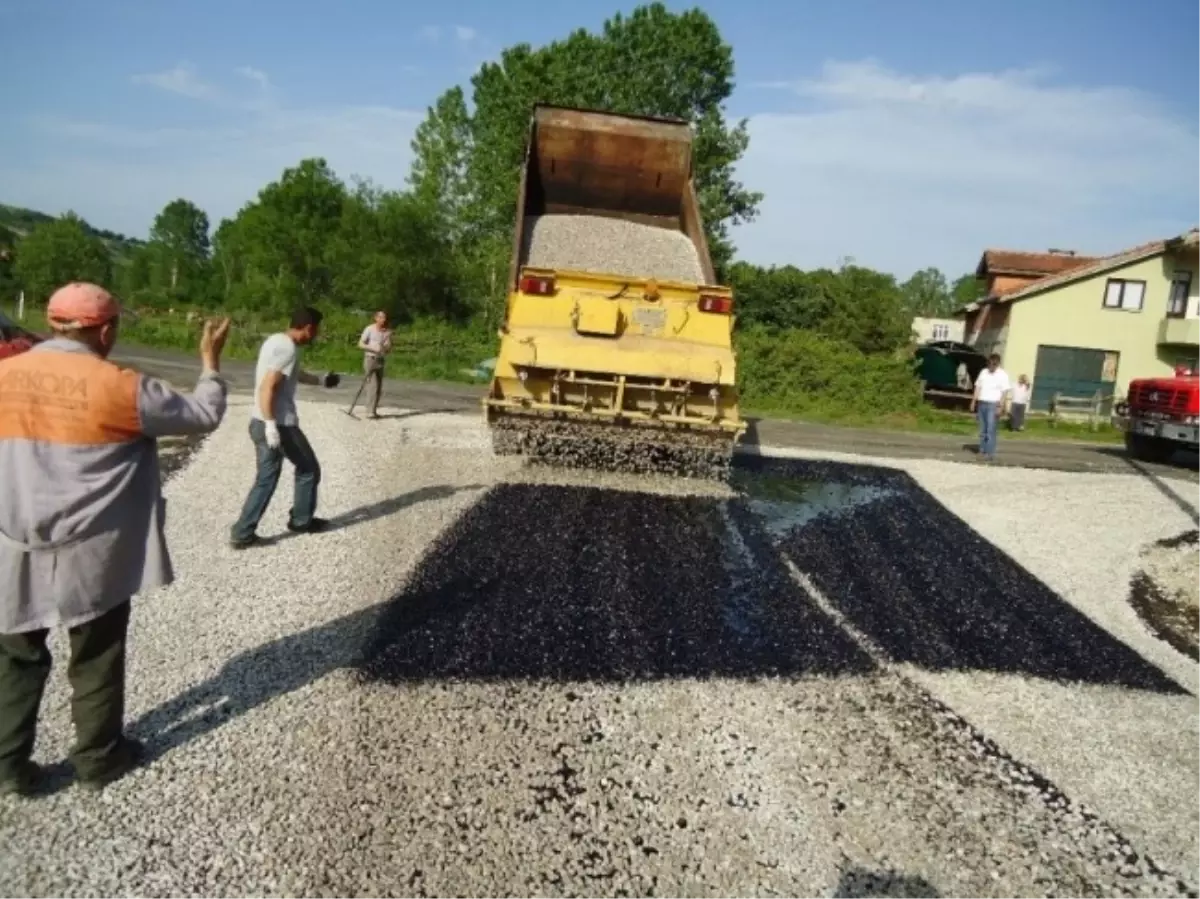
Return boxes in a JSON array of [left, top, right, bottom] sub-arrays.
[[0, 283, 232, 796]]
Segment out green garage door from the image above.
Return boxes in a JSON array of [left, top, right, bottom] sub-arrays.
[[1031, 345, 1119, 413]]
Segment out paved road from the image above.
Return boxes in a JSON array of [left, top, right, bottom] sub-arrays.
[[113, 344, 1200, 483]]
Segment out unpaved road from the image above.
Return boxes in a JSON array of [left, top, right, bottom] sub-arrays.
[[112, 344, 1200, 484], [1, 394, 1196, 897]]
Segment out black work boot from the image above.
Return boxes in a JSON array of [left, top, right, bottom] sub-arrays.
[[0, 759, 46, 797], [77, 736, 146, 792], [287, 517, 331, 534]]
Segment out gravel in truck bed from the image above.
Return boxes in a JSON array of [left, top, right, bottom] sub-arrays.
[[0, 400, 1196, 897], [523, 213, 707, 283]]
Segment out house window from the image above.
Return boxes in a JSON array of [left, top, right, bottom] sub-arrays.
[[932, 323, 950, 341], [1167, 272, 1192, 318], [1102, 278, 1145, 311]]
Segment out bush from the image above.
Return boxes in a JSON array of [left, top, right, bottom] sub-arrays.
[[736, 325, 923, 419]]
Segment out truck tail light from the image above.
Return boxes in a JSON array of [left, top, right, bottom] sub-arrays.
[[698, 295, 733, 314], [520, 275, 556, 296]]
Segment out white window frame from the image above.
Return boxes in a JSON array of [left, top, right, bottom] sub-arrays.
[[931, 323, 950, 341], [1167, 271, 1191, 318], [1102, 278, 1145, 312]]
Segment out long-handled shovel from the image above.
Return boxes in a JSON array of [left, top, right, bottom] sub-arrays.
[[342, 372, 371, 418]]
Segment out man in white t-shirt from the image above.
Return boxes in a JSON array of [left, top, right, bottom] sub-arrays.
[[970, 353, 1012, 461], [229, 306, 341, 549], [357, 310, 393, 419]]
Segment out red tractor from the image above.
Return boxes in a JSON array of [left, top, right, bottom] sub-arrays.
[[1116, 365, 1200, 463], [0, 309, 43, 360]]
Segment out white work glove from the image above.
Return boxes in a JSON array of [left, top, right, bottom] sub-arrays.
[[263, 420, 281, 450]]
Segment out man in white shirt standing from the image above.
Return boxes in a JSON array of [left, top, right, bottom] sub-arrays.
[[357, 310, 393, 420], [229, 306, 341, 549], [970, 353, 1012, 462]]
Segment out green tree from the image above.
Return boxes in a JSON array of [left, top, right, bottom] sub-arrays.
[[900, 267, 953, 318], [0, 224, 18, 302], [148, 198, 211, 293], [222, 158, 348, 310], [12, 212, 112, 303], [951, 272, 987, 308], [430, 2, 760, 277], [328, 180, 461, 321], [408, 86, 473, 240]]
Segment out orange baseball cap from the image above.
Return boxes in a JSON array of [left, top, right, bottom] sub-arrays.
[[46, 282, 122, 330]]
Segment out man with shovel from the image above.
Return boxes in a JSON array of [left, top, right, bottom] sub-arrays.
[[352, 310, 393, 419]]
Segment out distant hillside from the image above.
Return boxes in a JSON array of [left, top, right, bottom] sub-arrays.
[[0, 203, 145, 260]]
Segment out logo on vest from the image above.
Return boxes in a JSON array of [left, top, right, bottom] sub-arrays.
[[0, 367, 90, 414]]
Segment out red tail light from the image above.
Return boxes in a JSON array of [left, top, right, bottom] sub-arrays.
[[520, 275, 557, 296], [698, 295, 733, 314]]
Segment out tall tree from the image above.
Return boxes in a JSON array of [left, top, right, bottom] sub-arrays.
[[12, 212, 111, 303], [148, 198, 211, 292], [900, 267, 953, 318], [224, 158, 348, 309], [408, 86, 473, 240], [951, 272, 987, 308], [425, 2, 761, 279]]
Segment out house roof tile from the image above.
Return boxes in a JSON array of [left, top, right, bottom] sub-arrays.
[[963, 228, 1199, 314]]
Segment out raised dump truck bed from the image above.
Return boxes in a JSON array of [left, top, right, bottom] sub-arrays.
[[483, 104, 746, 480]]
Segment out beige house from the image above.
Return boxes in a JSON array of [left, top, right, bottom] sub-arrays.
[[960, 229, 1199, 411], [911, 316, 964, 344]]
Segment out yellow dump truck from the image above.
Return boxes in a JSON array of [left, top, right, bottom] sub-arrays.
[[483, 103, 747, 479]]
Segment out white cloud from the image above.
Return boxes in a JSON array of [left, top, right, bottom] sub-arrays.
[[735, 60, 1198, 277], [130, 62, 218, 102], [6, 58, 1195, 280], [453, 25, 477, 43], [5, 65, 421, 237]]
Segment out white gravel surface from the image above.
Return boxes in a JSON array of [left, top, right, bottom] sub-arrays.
[[0, 402, 1196, 897], [524, 213, 706, 283]]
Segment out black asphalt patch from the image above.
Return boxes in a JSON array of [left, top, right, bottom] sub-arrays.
[[1129, 529, 1199, 661], [355, 483, 875, 684], [778, 470, 1188, 695]]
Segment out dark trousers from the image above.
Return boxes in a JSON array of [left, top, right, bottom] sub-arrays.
[[230, 419, 321, 542], [1009, 402, 1027, 431], [0, 601, 130, 780]]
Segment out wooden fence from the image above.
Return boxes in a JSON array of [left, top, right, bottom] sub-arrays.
[[1048, 390, 1114, 430]]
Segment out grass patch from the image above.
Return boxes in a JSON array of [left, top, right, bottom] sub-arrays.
[[745, 401, 1124, 444], [117, 309, 495, 385]]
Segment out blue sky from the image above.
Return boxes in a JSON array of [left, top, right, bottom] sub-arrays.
[[1, 0, 1196, 278]]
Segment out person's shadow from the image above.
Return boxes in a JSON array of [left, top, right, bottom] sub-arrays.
[[258, 483, 484, 545], [26, 482, 485, 795]]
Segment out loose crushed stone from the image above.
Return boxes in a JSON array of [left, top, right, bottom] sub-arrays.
[[523, 213, 707, 284], [1, 402, 1196, 897], [491, 414, 736, 482]]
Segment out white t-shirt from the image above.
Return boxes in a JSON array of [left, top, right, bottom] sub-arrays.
[[252, 333, 301, 426], [1012, 382, 1032, 405], [975, 367, 1012, 404]]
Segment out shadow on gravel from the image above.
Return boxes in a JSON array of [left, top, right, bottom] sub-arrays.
[[130, 602, 386, 762], [356, 482, 877, 684], [259, 484, 482, 545], [759, 457, 1189, 695], [1119, 454, 1200, 525], [834, 866, 940, 898]]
